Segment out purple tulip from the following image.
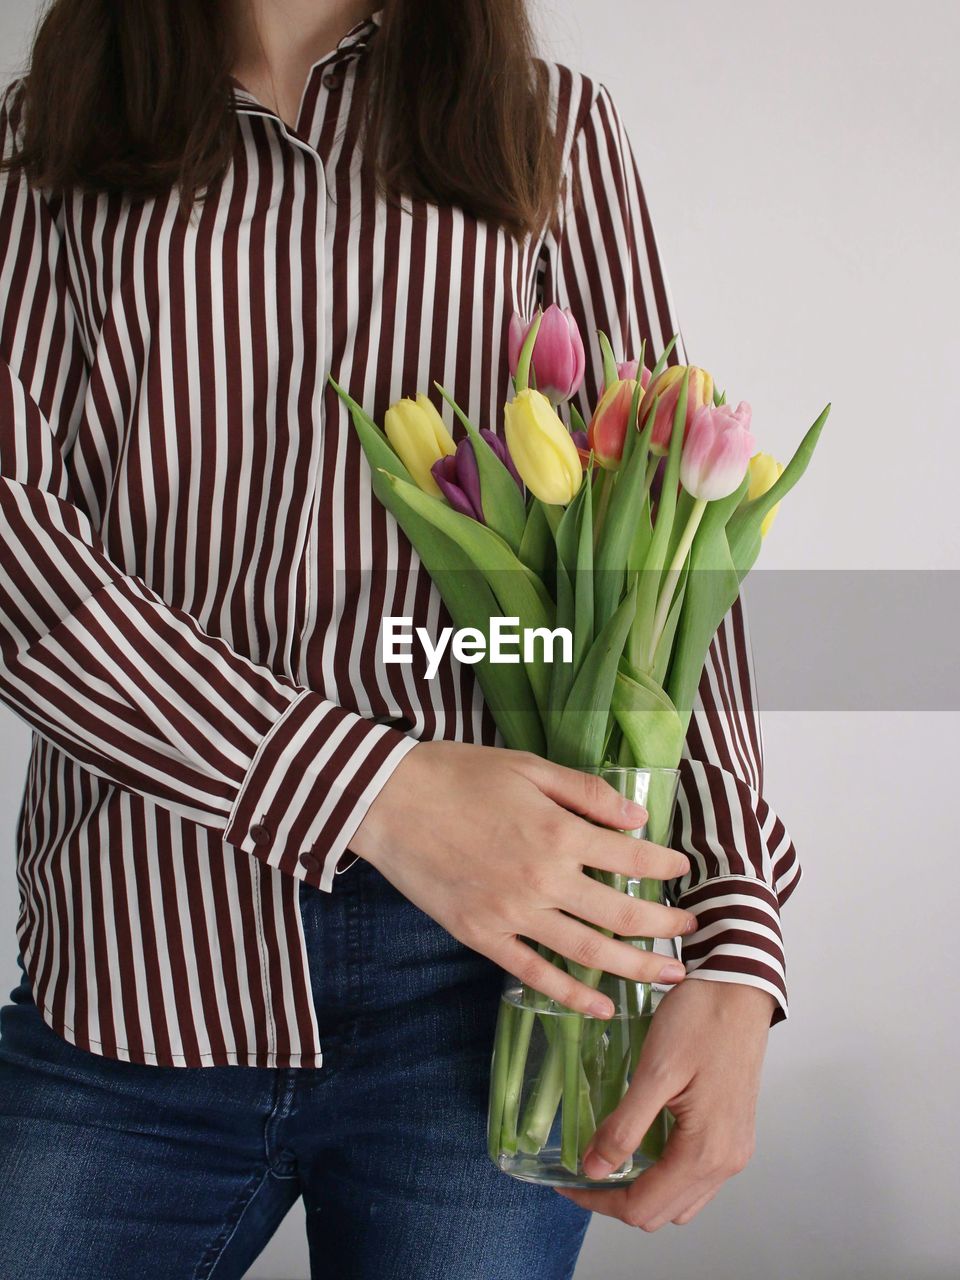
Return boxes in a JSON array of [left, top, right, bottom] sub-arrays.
[[508, 305, 586, 406], [432, 438, 484, 520], [479, 428, 523, 492]]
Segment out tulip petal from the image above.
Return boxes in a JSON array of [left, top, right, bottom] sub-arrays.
[[479, 428, 523, 491], [433, 454, 480, 520], [454, 438, 484, 520]]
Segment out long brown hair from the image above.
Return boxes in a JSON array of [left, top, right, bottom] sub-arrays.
[[1, 1, 563, 240]]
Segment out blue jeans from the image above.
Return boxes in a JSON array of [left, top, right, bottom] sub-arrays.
[[0, 857, 590, 1279]]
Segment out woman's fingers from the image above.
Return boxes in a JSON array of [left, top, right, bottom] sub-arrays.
[[671, 1187, 719, 1226], [579, 825, 691, 882], [496, 937, 616, 1018], [532, 914, 688, 987], [564, 875, 698, 941], [522, 756, 649, 831]]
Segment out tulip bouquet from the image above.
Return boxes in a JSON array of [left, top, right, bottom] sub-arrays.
[[330, 305, 828, 1181]]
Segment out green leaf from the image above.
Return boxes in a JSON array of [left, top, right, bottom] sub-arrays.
[[618, 377, 646, 471], [726, 404, 830, 577], [650, 560, 688, 686], [515, 310, 543, 393], [329, 375, 412, 483], [612, 660, 685, 774], [569, 402, 587, 436], [377, 471, 555, 719], [593, 392, 659, 632], [549, 578, 638, 768], [518, 498, 553, 577], [665, 489, 697, 568], [547, 558, 577, 747], [553, 478, 587, 579], [649, 334, 679, 380], [598, 329, 619, 390], [573, 468, 595, 673], [435, 382, 526, 554], [627, 488, 653, 575], [545, 481, 590, 741], [332, 377, 546, 751], [663, 489, 746, 737], [628, 370, 689, 668]]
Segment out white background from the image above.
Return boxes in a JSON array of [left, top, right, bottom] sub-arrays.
[[1, 2, 957, 1277]]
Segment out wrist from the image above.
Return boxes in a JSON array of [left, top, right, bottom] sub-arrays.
[[682, 975, 777, 1026], [350, 739, 433, 867]]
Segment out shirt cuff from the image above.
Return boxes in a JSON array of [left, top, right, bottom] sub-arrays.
[[674, 874, 798, 1026], [222, 689, 419, 891]]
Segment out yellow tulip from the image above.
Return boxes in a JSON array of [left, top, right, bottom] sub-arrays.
[[503, 388, 583, 505], [384, 394, 456, 497], [747, 452, 785, 538]]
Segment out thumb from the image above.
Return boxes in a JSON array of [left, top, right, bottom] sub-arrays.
[[581, 1061, 680, 1180], [526, 758, 648, 831]]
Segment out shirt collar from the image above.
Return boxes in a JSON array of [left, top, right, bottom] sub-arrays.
[[231, 8, 383, 115]]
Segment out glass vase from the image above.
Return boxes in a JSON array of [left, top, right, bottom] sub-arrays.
[[487, 765, 682, 1189]]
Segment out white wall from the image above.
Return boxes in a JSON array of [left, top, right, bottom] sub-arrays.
[[1, 3, 956, 1278]]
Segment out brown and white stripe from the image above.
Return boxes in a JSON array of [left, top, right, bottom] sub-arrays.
[[0, 11, 798, 1067]]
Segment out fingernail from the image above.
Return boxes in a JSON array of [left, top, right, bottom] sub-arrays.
[[589, 998, 614, 1018], [625, 800, 648, 823], [683, 915, 699, 934], [658, 961, 686, 982], [583, 1150, 616, 1178]]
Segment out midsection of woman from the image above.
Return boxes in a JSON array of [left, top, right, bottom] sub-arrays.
[[1, 20, 692, 1068], [0, 0, 797, 1273]]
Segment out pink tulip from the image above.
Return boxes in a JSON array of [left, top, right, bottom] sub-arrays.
[[643, 365, 714, 455], [586, 378, 642, 469], [508, 305, 585, 405], [680, 402, 756, 501], [617, 359, 652, 391]]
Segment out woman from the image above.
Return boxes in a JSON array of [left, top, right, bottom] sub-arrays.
[[0, 1, 799, 1276]]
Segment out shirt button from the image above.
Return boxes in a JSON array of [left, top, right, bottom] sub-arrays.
[[322, 69, 343, 90], [299, 851, 321, 875], [249, 822, 272, 847]]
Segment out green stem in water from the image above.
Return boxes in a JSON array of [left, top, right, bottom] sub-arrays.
[[576, 1056, 598, 1162], [560, 1013, 584, 1173], [647, 496, 707, 668], [499, 1004, 537, 1154], [517, 1014, 565, 1154], [487, 999, 517, 1162]]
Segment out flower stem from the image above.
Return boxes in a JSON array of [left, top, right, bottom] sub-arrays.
[[487, 998, 517, 1162], [499, 1004, 537, 1154], [576, 1056, 598, 1162], [647, 496, 707, 667], [517, 1015, 565, 1153], [560, 1013, 584, 1173]]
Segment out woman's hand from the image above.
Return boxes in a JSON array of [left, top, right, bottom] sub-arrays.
[[554, 980, 775, 1228], [351, 741, 699, 1017]]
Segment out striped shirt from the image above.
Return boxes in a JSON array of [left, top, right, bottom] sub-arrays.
[[0, 10, 799, 1068]]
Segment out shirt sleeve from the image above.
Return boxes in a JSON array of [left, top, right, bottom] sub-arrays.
[[0, 80, 416, 893], [537, 74, 801, 1025]]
